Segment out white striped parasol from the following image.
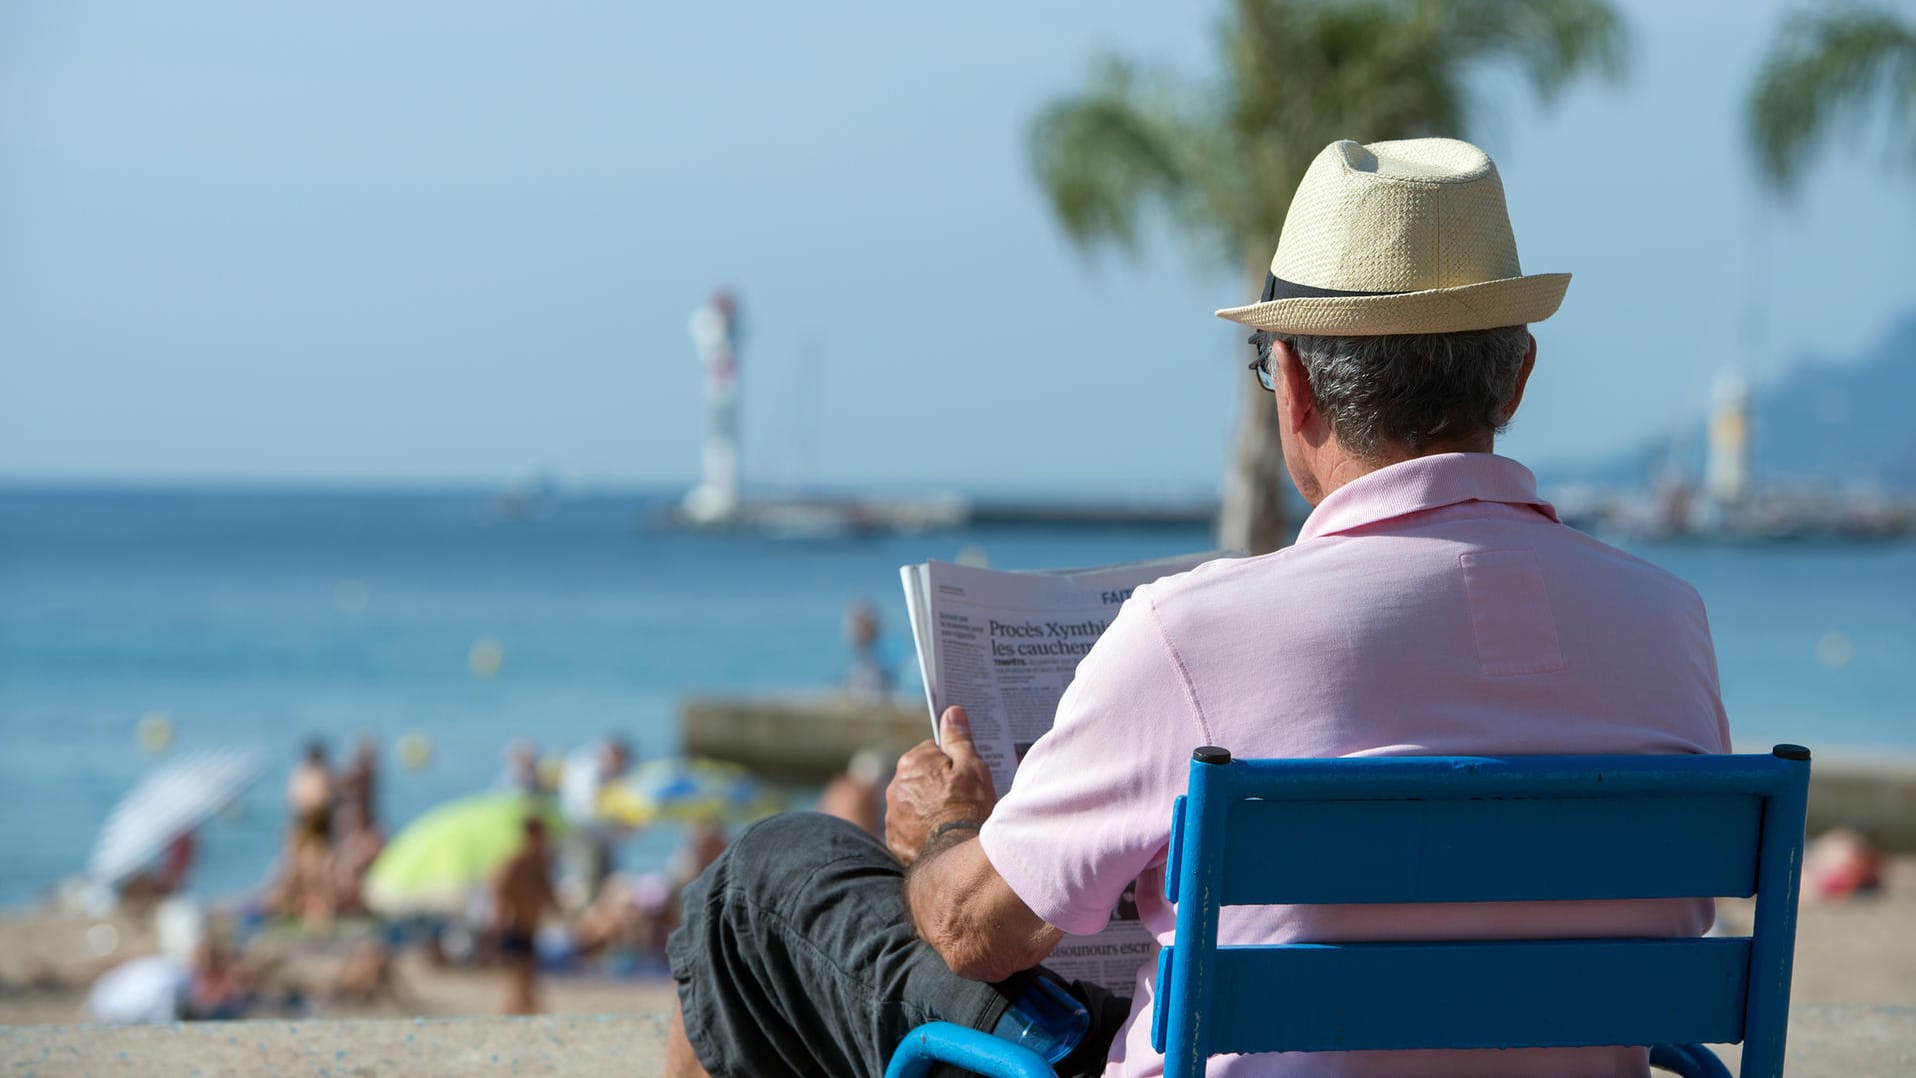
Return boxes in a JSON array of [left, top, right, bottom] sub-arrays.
[[87, 749, 265, 885]]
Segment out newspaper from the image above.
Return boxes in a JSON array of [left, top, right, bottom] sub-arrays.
[[898, 551, 1223, 993]]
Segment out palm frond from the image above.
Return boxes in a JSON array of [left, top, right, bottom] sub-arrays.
[[1748, 2, 1916, 194], [1436, 0, 1630, 104], [1027, 59, 1195, 253]]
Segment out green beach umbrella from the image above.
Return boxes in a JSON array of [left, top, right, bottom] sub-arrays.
[[363, 792, 564, 917]]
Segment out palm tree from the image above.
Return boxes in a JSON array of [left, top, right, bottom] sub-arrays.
[[1748, 1, 1916, 196], [1030, 0, 1627, 553]]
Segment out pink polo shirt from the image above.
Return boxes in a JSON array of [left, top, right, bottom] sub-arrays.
[[979, 453, 1731, 1077]]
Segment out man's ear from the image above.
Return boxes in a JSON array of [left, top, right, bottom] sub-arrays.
[[1275, 339, 1314, 435], [1501, 333, 1538, 423]]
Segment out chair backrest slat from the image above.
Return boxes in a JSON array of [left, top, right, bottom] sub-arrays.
[[1221, 793, 1762, 904], [1163, 937, 1750, 1055]]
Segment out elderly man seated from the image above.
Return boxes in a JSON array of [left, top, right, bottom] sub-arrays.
[[664, 137, 1730, 1077]]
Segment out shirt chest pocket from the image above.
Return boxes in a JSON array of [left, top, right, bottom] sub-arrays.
[[1458, 548, 1566, 677]]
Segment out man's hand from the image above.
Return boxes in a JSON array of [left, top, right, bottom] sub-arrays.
[[893, 708, 1060, 980], [885, 706, 998, 865]]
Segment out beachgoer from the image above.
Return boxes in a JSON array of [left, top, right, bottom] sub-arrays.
[[328, 801, 386, 915], [117, 830, 197, 908], [85, 953, 188, 1025], [575, 870, 678, 963], [338, 736, 379, 830], [558, 737, 633, 908], [815, 748, 887, 837], [492, 816, 560, 1015], [87, 896, 215, 1024], [156, 831, 196, 894], [495, 739, 544, 795], [286, 740, 334, 839], [664, 138, 1733, 1077], [283, 740, 335, 928], [841, 600, 894, 700], [328, 939, 417, 1012], [1806, 826, 1886, 902], [667, 819, 728, 893], [180, 938, 253, 1021]]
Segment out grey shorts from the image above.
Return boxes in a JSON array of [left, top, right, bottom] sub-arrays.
[[666, 812, 1129, 1077]]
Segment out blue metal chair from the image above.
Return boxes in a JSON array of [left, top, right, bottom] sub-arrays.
[[888, 744, 1811, 1078]]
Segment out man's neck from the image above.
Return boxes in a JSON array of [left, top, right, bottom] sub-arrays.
[[1307, 437, 1495, 504]]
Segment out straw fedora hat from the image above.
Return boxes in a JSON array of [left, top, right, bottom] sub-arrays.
[[1215, 138, 1569, 336]]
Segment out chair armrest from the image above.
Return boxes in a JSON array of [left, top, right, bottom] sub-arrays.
[[1648, 1042, 1732, 1077], [885, 1021, 1055, 1078]]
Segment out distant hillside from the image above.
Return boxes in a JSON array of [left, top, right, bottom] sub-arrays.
[[1543, 312, 1916, 490]]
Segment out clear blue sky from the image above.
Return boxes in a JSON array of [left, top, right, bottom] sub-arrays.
[[4, 0, 1912, 494]]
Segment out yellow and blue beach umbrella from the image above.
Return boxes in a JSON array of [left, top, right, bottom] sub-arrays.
[[598, 757, 780, 826]]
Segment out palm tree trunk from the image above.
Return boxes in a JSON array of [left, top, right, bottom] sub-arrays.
[[1215, 262, 1289, 554], [1217, 370, 1289, 553]]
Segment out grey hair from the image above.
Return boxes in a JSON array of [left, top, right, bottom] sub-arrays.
[[1257, 326, 1532, 460]]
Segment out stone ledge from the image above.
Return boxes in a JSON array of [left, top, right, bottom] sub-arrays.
[[4, 1005, 1912, 1076], [1, 1012, 672, 1077]]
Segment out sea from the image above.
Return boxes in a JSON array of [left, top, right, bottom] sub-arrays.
[[2, 486, 1912, 909]]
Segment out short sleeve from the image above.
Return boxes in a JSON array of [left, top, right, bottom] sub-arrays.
[[1685, 584, 1733, 754], [978, 590, 1206, 936]]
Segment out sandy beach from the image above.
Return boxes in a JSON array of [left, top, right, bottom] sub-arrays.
[[0, 908, 675, 1028], [5, 860, 1913, 1030]]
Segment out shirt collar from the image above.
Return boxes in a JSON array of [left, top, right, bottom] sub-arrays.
[[1296, 453, 1560, 542]]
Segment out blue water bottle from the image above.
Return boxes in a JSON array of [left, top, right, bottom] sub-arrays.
[[991, 975, 1090, 1064]]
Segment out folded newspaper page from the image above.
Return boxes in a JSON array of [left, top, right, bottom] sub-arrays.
[[898, 551, 1224, 994]]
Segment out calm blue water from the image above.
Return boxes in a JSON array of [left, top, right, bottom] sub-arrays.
[[2, 487, 1912, 907]]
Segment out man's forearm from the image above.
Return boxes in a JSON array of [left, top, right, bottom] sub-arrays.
[[903, 822, 977, 941], [905, 833, 1062, 983]]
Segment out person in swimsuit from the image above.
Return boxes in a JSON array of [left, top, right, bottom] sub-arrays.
[[492, 815, 559, 1015]]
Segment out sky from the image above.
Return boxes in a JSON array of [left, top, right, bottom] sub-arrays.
[[3, 0, 1913, 495]]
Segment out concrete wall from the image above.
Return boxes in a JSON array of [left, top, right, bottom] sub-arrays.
[[1805, 759, 1916, 852], [681, 699, 1916, 849], [680, 694, 926, 782]]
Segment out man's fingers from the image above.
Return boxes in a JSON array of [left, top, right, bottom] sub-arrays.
[[939, 706, 978, 759]]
